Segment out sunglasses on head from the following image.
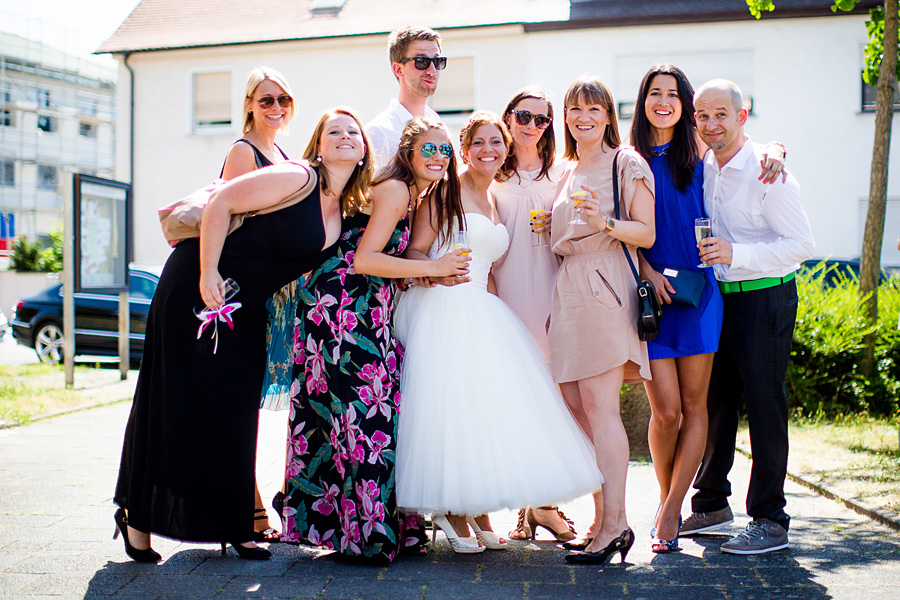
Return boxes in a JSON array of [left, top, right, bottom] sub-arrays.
[[399, 56, 448, 71], [256, 95, 293, 109], [511, 110, 551, 129], [420, 143, 454, 159]]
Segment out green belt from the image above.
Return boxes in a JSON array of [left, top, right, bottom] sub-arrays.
[[718, 272, 795, 294]]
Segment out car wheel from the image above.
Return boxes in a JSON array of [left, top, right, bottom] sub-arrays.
[[34, 322, 64, 364]]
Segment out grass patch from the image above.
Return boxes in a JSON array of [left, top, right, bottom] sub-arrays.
[[0, 363, 121, 425], [739, 414, 900, 515]]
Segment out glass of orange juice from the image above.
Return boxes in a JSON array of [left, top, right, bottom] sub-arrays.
[[530, 199, 549, 247], [568, 174, 588, 225], [453, 230, 470, 257]]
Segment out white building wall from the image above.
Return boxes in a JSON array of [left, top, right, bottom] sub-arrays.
[[118, 16, 898, 268]]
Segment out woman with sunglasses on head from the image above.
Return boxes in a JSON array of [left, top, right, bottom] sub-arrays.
[[393, 112, 602, 555], [490, 88, 581, 544], [630, 64, 784, 554], [113, 107, 362, 562], [550, 76, 656, 565], [275, 117, 468, 563], [219, 66, 294, 546]]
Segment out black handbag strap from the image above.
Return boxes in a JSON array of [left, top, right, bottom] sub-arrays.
[[612, 150, 642, 285]]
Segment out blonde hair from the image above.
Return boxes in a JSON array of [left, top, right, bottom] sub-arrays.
[[242, 66, 294, 134], [303, 107, 374, 217]]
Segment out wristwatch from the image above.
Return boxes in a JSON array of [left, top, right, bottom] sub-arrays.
[[604, 217, 616, 232]]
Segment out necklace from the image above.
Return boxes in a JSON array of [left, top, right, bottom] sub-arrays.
[[651, 147, 668, 157]]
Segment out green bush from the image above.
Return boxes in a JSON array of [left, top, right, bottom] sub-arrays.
[[790, 263, 900, 417], [8, 224, 63, 273], [9, 236, 43, 272]]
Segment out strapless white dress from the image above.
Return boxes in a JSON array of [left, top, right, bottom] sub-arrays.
[[393, 213, 603, 515]]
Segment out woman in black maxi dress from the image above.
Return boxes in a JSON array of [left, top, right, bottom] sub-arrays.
[[114, 109, 370, 557]]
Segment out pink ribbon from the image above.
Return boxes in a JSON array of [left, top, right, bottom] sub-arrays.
[[195, 302, 241, 354]]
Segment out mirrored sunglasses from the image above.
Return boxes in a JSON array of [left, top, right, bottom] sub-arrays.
[[420, 143, 454, 159], [512, 110, 551, 129], [256, 95, 293, 109], [399, 56, 448, 71]]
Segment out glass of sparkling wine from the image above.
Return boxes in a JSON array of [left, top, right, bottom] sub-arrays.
[[530, 199, 549, 247], [695, 218, 712, 268], [568, 174, 588, 225], [453, 230, 470, 257]]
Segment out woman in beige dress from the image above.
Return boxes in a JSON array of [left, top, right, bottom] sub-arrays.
[[491, 88, 578, 542], [550, 76, 655, 564]]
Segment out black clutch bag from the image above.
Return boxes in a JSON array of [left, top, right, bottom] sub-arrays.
[[657, 266, 706, 308]]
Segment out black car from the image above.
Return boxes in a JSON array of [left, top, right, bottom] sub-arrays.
[[10, 265, 162, 363], [799, 258, 891, 287]]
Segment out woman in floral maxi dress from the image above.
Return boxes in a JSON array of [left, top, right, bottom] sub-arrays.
[[279, 117, 469, 563]]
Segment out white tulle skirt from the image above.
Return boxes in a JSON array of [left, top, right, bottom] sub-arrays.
[[393, 281, 604, 516]]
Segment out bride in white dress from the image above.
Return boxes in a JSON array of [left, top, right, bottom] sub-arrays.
[[394, 112, 603, 554]]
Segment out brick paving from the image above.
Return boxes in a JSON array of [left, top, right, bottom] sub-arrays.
[[1, 392, 899, 599]]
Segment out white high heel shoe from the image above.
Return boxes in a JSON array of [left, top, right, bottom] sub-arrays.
[[431, 514, 485, 554], [466, 516, 508, 550]]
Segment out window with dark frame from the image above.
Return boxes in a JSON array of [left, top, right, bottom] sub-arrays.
[[37, 115, 56, 133], [33, 88, 51, 108], [1, 90, 11, 127], [861, 78, 900, 112], [37, 165, 57, 190], [1, 161, 14, 187], [79, 122, 96, 138]]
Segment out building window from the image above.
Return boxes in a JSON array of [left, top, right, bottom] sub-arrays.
[[79, 122, 96, 138], [430, 56, 475, 116], [33, 88, 51, 108], [1, 161, 14, 187], [861, 79, 900, 112], [1, 90, 11, 127], [37, 165, 57, 190], [192, 71, 232, 130], [37, 116, 56, 133]]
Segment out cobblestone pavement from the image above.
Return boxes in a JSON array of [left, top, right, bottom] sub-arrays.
[[1, 400, 898, 599]]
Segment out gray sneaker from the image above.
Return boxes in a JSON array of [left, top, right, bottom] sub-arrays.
[[679, 506, 734, 536], [720, 519, 789, 555]]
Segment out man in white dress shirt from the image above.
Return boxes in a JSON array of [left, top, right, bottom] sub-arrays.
[[367, 26, 444, 169], [679, 79, 815, 555]]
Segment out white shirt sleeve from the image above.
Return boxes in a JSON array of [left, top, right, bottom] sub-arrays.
[[728, 174, 816, 273]]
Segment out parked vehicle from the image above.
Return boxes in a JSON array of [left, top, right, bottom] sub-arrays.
[[799, 258, 891, 287], [10, 265, 162, 363]]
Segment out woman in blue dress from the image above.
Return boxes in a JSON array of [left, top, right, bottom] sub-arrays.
[[631, 64, 784, 553]]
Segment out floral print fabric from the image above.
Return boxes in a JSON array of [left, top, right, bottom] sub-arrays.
[[280, 206, 427, 563]]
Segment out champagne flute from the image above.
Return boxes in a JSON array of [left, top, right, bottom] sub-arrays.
[[530, 199, 549, 247], [568, 174, 588, 225], [694, 218, 712, 268]]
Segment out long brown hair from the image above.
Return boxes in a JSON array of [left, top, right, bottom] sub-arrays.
[[497, 87, 556, 183], [303, 107, 374, 216], [562, 76, 621, 160], [372, 117, 460, 232]]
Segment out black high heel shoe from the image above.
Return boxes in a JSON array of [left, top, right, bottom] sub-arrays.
[[113, 508, 161, 563], [220, 541, 272, 560], [252, 508, 282, 543], [565, 528, 635, 565], [272, 491, 285, 514]]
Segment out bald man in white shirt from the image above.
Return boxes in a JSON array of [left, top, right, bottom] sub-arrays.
[[680, 79, 815, 555]]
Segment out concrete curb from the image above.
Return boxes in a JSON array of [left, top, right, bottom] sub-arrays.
[[0, 396, 130, 431], [735, 443, 900, 532]]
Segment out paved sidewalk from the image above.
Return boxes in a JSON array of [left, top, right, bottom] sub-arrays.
[[0, 400, 899, 600]]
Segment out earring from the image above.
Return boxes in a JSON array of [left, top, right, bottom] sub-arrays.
[[316, 155, 322, 163], [358, 159, 364, 166]]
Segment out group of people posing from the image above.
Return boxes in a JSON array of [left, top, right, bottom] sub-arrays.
[[112, 25, 815, 566]]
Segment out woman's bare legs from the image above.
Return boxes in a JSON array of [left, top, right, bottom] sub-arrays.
[[562, 367, 629, 553], [560, 381, 605, 541], [644, 353, 713, 542]]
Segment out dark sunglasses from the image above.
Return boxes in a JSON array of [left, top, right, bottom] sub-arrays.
[[511, 110, 552, 129], [399, 56, 448, 71], [256, 95, 293, 109], [420, 143, 454, 159]]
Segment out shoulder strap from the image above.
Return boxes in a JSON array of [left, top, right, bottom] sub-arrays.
[[252, 163, 319, 217], [218, 139, 265, 178], [613, 150, 642, 285], [274, 143, 289, 160]]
